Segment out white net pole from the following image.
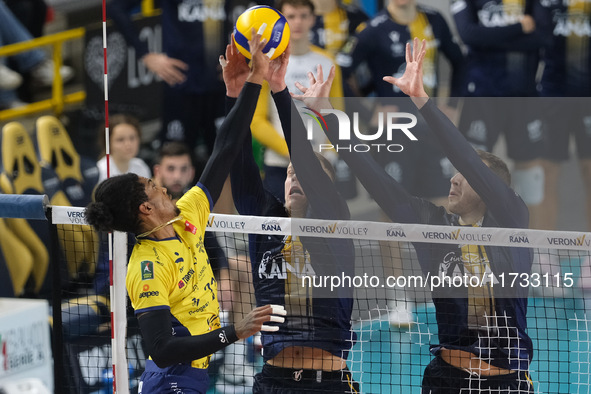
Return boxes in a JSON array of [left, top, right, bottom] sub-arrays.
[[112, 231, 130, 394]]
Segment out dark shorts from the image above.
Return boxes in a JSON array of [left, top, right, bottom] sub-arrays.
[[253, 363, 360, 393], [139, 360, 209, 394], [538, 97, 591, 161], [458, 98, 545, 162], [421, 356, 534, 394]]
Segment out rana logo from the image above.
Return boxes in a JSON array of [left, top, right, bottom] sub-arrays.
[[386, 227, 407, 238], [302, 107, 418, 153], [262, 219, 282, 232], [509, 232, 530, 244], [141, 261, 154, 280]]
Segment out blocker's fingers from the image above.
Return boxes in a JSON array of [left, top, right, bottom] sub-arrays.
[[261, 325, 280, 332], [269, 315, 285, 323], [257, 23, 268, 36], [294, 81, 307, 93], [266, 48, 276, 59], [316, 64, 324, 82], [270, 304, 287, 315], [219, 56, 228, 68]]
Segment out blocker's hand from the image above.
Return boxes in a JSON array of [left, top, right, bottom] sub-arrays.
[[383, 37, 429, 108]]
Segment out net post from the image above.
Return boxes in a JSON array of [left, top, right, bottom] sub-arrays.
[[112, 231, 130, 393], [47, 206, 65, 393]]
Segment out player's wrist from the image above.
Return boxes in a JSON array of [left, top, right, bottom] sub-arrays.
[[269, 82, 287, 94], [246, 71, 265, 85]]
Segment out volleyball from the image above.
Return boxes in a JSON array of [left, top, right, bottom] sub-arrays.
[[232, 5, 290, 60]]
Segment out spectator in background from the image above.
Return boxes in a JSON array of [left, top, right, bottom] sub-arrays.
[[451, 0, 548, 228], [337, 0, 464, 326], [108, 0, 231, 161], [251, 0, 344, 203], [96, 113, 151, 183], [0, 0, 73, 109], [309, 0, 368, 57], [536, 1, 591, 292]]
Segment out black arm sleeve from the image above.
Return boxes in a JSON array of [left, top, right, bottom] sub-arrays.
[[272, 89, 349, 219], [419, 100, 529, 228], [322, 113, 438, 224], [204, 232, 229, 271], [199, 82, 262, 207], [138, 309, 238, 368], [226, 96, 271, 216], [107, 0, 149, 58]]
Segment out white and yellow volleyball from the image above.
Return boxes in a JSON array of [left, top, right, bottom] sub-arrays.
[[232, 5, 290, 60]]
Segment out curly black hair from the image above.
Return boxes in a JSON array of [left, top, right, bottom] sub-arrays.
[[85, 173, 148, 234]]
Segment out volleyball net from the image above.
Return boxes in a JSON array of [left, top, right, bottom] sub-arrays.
[[1, 195, 589, 393]]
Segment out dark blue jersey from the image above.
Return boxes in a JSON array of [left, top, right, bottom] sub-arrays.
[[538, 0, 591, 96], [451, 0, 547, 97], [323, 100, 533, 372], [108, 0, 231, 94], [309, 4, 368, 56], [337, 6, 464, 98], [229, 89, 356, 362]]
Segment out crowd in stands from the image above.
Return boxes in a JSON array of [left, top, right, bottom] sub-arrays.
[[1, 0, 590, 392]]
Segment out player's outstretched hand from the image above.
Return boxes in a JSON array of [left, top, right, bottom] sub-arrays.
[[143, 53, 188, 86], [383, 37, 429, 108], [246, 28, 271, 86], [220, 37, 250, 98], [266, 43, 290, 93], [234, 304, 286, 339], [291, 64, 335, 112]]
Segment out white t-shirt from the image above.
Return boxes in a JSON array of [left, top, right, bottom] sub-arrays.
[[97, 156, 152, 183]]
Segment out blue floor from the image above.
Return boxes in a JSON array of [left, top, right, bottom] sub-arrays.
[[349, 298, 590, 393]]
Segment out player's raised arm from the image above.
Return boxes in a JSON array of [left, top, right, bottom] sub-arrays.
[[383, 38, 527, 227], [198, 31, 269, 208], [293, 64, 432, 224]]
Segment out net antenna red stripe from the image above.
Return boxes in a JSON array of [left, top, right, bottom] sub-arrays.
[[102, 1, 129, 392]]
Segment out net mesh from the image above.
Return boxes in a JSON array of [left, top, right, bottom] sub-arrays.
[[4, 207, 590, 393]]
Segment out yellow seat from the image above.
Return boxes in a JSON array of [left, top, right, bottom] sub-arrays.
[[0, 217, 34, 296], [36, 116, 98, 279]]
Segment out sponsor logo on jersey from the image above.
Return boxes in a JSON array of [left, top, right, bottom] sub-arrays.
[[141, 261, 154, 280], [143, 284, 150, 291], [185, 220, 197, 234], [139, 290, 159, 299]]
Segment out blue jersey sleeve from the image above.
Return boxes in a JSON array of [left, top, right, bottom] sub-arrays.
[[107, 0, 150, 58], [451, 0, 525, 48], [272, 89, 350, 220], [419, 100, 529, 228], [226, 96, 271, 217], [199, 82, 261, 209], [321, 112, 441, 225], [339, 23, 376, 81]]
